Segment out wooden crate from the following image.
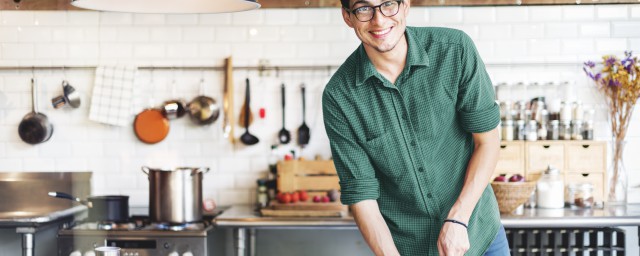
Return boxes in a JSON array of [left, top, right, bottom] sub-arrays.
[[277, 160, 339, 194], [263, 160, 347, 217]]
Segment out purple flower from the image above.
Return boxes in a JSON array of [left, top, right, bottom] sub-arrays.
[[608, 79, 620, 87], [595, 73, 602, 80], [584, 61, 596, 68], [625, 51, 633, 58], [606, 57, 617, 66]]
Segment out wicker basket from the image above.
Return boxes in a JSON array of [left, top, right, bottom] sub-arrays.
[[491, 181, 536, 214]]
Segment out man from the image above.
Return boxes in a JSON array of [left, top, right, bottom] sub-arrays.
[[322, 0, 509, 255]]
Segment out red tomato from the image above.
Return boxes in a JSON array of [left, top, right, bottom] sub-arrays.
[[321, 196, 330, 203], [312, 195, 322, 203], [298, 190, 309, 202], [277, 192, 292, 204], [290, 192, 299, 203]]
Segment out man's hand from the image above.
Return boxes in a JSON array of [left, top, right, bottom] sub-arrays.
[[437, 222, 470, 256], [350, 200, 401, 256]]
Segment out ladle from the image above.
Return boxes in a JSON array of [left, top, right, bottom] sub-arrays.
[[240, 78, 259, 145], [278, 83, 290, 144], [297, 84, 310, 147]]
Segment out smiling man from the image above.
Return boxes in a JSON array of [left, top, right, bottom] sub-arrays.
[[322, 0, 509, 255]]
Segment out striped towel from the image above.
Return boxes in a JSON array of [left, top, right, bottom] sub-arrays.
[[89, 66, 138, 126]]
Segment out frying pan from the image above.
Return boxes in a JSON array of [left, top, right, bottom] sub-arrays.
[[134, 108, 169, 144], [18, 78, 54, 145]]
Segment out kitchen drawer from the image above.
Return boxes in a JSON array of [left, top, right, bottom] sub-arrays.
[[566, 141, 606, 173], [496, 141, 525, 173], [526, 141, 565, 176], [565, 173, 606, 205]]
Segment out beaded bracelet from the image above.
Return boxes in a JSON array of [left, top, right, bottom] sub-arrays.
[[443, 219, 468, 229]]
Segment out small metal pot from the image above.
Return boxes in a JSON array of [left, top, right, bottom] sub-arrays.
[[187, 95, 219, 125], [48, 192, 129, 222], [142, 166, 209, 224]]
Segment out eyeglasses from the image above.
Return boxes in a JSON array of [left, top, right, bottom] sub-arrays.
[[346, 0, 403, 22]]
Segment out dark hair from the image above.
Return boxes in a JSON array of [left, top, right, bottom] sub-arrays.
[[340, 0, 349, 9]]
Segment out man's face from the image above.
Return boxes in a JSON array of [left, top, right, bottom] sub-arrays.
[[342, 0, 410, 53]]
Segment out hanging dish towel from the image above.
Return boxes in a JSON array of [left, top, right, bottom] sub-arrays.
[[89, 66, 138, 126]]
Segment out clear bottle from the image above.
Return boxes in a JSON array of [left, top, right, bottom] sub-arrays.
[[516, 120, 526, 140], [568, 183, 595, 208], [547, 120, 560, 140], [502, 120, 514, 141], [537, 165, 565, 209], [256, 179, 269, 209], [582, 120, 594, 140], [573, 101, 584, 121], [526, 120, 538, 141], [559, 121, 571, 140], [560, 101, 572, 122], [571, 120, 584, 140]]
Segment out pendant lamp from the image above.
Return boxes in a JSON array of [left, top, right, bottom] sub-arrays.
[[70, 0, 260, 13]]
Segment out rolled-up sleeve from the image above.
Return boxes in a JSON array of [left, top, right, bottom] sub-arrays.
[[456, 33, 500, 133], [322, 91, 379, 205]]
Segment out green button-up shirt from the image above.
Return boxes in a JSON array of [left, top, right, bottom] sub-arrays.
[[322, 27, 501, 255]]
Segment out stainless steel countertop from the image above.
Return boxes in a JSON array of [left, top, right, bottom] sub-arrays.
[[215, 204, 640, 229], [0, 205, 87, 228]]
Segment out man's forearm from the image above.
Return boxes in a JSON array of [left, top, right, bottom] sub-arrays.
[[447, 127, 500, 223], [350, 200, 400, 256]]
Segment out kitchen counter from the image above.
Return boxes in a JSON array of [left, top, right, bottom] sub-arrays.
[[215, 204, 640, 256], [216, 204, 640, 228], [0, 205, 87, 228]]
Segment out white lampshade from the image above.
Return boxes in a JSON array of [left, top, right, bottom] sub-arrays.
[[71, 0, 260, 13]]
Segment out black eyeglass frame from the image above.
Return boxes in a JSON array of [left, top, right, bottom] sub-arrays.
[[345, 0, 404, 22]]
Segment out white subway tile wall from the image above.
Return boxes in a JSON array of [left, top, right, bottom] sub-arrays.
[[1, 5, 640, 206]]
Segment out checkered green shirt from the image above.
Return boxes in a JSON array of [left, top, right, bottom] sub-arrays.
[[323, 26, 501, 255]]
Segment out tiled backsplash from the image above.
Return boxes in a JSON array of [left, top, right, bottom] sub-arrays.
[[1, 4, 639, 206]]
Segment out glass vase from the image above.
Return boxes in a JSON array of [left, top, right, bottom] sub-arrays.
[[608, 140, 628, 205]]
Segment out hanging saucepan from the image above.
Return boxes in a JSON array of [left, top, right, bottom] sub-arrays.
[[187, 79, 219, 125], [19, 78, 54, 145], [161, 99, 186, 120], [134, 108, 170, 144], [48, 192, 129, 222]]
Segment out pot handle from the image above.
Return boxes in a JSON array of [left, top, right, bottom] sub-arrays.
[[141, 166, 151, 175], [193, 167, 210, 176], [48, 191, 74, 200]]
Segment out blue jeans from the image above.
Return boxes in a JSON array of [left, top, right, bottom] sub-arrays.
[[483, 225, 510, 256]]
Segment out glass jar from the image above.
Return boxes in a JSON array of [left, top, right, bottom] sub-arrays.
[[573, 101, 584, 121], [537, 165, 565, 209], [526, 120, 538, 141], [500, 101, 513, 121], [547, 120, 560, 140], [502, 120, 514, 141], [560, 101, 572, 122], [516, 120, 526, 140], [568, 183, 595, 208], [571, 120, 584, 140], [559, 121, 571, 140], [582, 120, 594, 140], [256, 179, 268, 209]]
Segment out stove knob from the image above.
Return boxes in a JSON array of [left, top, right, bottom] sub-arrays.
[[83, 251, 96, 256], [167, 252, 179, 256], [182, 252, 194, 256], [69, 251, 82, 256]]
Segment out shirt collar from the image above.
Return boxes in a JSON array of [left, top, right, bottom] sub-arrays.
[[355, 26, 430, 87]]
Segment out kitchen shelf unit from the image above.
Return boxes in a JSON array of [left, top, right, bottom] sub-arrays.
[[495, 140, 608, 204]]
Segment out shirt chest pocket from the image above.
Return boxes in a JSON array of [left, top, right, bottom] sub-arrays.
[[363, 132, 406, 182]]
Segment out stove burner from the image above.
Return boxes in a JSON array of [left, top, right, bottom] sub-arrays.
[[97, 222, 136, 231], [145, 222, 206, 231]]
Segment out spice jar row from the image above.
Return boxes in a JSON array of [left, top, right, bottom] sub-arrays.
[[500, 119, 594, 141]]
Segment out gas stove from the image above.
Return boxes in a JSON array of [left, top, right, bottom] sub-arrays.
[[57, 213, 221, 256]]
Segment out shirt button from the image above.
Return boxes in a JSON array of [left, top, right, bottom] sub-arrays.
[[418, 167, 424, 172], [410, 140, 416, 146], [427, 193, 433, 198]]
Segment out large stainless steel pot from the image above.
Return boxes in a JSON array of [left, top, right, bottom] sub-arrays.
[[142, 166, 209, 223]]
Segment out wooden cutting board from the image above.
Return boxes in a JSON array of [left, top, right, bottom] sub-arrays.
[[260, 201, 348, 217]]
